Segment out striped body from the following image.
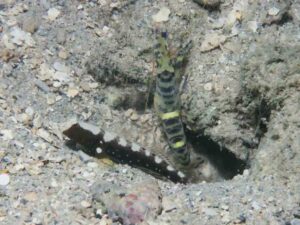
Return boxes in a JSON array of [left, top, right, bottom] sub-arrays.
[[154, 32, 191, 167]]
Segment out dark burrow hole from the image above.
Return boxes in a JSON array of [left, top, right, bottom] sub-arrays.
[[253, 98, 271, 141], [65, 127, 248, 183], [185, 129, 248, 180]]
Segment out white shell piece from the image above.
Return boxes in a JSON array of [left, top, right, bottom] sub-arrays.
[[154, 156, 163, 164], [178, 171, 186, 178], [145, 150, 151, 156], [103, 131, 117, 142], [131, 143, 141, 152], [167, 165, 175, 171], [118, 137, 127, 147]]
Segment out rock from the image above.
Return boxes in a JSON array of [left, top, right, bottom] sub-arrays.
[[130, 112, 139, 121], [39, 63, 56, 81], [247, 21, 258, 33], [268, 7, 280, 16], [58, 49, 69, 59], [99, 217, 113, 225], [52, 71, 71, 83], [36, 128, 52, 143], [202, 207, 218, 216], [47, 8, 60, 21], [24, 191, 38, 202], [204, 82, 213, 91], [46, 94, 56, 105], [89, 82, 98, 89], [25, 107, 35, 118], [0, 48, 15, 62], [81, 200, 92, 208], [14, 164, 25, 171], [251, 201, 261, 211], [34, 79, 50, 93], [200, 33, 227, 52], [125, 109, 134, 117], [2, 34, 15, 50], [0, 173, 10, 186], [17, 113, 31, 125], [56, 28, 67, 44], [21, 13, 40, 33], [291, 219, 300, 225], [92, 180, 162, 225], [152, 7, 170, 23], [33, 114, 42, 128], [80, 82, 91, 92], [10, 26, 35, 47], [105, 91, 124, 108], [53, 62, 70, 73], [67, 87, 79, 98], [0, 129, 14, 140], [220, 204, 229, 211]]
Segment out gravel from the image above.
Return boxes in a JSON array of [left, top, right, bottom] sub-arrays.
[[0, 0, 299, 224]]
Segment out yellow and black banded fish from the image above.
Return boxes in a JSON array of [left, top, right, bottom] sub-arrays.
[[63, 121, 187, 183], [154, 32, 192, 168]]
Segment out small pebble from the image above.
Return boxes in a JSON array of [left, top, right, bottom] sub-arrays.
[[221, 213, 230, 223], [25, 107, 35, 118], [36, 128, 52, 143], [268, 7, 280, 16], [220, 204, 229, 211], [152, 7, 170, 22], [80, 82, 91, 92], [18, 113, 31, 125], [267, 197, 275, 203], [125, 109, 134, 117], [46, 95, 56, 105], [10, 26, 35, 47], [67, 87, 79, 98], [291, 219, 300, 225], [21, 13, 40, 33], [52, 71, 71, 83], [130, 112, 139, 121], [51, 179, 58, 187], [58, 49, 69, 59], [39, 63, 55, 81], [14, 163, 25, 171], [34, 79, 50, 93], [200, 33, 227, 52], [24, 191, 38, 202], [0, 173, 10, 186], [81, 200, 92, 208], [87, 162, 98, 168], [202, 207, 218, 216], [243, 169, 250, 177], [56, 28, 66, 44], [251, 201, 261, 211], [33, 114, 42, 128], [53, 62, 70, 73], [247, 21, 258, 33], [0, 129, 14, 140], [48, 8, 60, 21], [204, 82, 213, 91], [89, 82, 98, 89]]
